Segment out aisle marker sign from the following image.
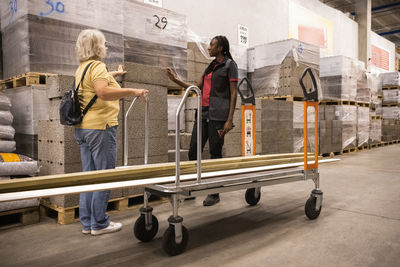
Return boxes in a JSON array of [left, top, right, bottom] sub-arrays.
[[238, 24, 249, 47], [144, 0, 162, 8]]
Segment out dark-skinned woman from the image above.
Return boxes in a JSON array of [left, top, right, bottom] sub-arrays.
[[167, 35, 238, 206]]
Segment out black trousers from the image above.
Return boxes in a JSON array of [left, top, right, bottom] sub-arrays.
[[188, 118, 225, 160]]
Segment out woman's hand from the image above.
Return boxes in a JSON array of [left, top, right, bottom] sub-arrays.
[[222, 119, 233, 136], [111, 65, 127, 77], [166, 68, 176, 81], [137, 89, 149, 100]]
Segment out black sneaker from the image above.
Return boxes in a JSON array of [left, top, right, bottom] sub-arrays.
[[203, 194, 220, 206]]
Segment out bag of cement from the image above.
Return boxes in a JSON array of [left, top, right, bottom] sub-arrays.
[[0, 94, 12, 110], [0, 125, 15, 139], [0, 153, 39, 176], [0, 110, 13, 125], [0, 139, 16, 152], [0, 198, 40, 212]]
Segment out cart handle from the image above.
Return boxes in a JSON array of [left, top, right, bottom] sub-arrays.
[[175, 86, 202, 186], [237, 77, 256, 105], [123, 97, 149, 166], [299, 67, 319, 170]]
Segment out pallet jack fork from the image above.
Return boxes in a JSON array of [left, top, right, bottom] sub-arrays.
[[134, 68, 323, 256]]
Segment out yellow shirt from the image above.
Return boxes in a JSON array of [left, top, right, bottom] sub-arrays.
[[75, 60, 120, 130]]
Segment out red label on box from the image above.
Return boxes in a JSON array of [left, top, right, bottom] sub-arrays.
[[371, 45, 389, 71]]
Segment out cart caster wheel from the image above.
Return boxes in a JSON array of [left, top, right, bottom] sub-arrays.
[[134, 214, 159, 242], [162, 225, 189, 256], [245, 188, 261, 206], [305, 196, 321, 220]]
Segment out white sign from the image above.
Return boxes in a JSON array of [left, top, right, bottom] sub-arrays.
[[238, 24, 249, 47], [144, 0, 163, 8]]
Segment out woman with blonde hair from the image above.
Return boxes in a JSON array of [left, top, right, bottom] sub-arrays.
[[74, 29, 149, 236]]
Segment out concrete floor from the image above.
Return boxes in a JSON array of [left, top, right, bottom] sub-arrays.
[[1, 145, 400, 267]]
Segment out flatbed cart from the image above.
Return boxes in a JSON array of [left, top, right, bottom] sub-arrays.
[[133, 67, 322, 256]]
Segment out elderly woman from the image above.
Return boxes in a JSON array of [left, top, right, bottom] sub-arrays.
[[74, 29, 149, 236]]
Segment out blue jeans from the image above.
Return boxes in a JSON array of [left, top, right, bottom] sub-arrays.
[[74, 125, 117, 230]]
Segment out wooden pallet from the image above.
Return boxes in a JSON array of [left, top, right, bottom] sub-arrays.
[[370, 115, 382, 120], [357, 144, 369, 151], [382, 103, 400, 107], [0, 206, 40, 230], [0, 72, 53, 90], [341, 147, 358, 154], [382, 86, 400, 90], [368, 143, 383, 149], [357, 102, 370, 108], [320, 100, 357, 106], [40, 194, 167, 225], [267, 95, 305, 102]]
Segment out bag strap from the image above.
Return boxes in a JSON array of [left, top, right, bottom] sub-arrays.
[[75, 61, 98, 116]]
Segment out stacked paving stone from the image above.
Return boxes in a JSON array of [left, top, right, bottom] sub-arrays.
[[369, 74, 382, 145], [381, 72, 400, 141], [357, 106, 370, 147]]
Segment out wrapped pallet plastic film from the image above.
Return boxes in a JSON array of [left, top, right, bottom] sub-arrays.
[[370, 73, 383, 105], [357, 106, 370, 147], [2, 14, 123, 78], [247, 39, 320, 98], [380, 72, 400, 86], [369, 119, 382, 144], [383, 107, 400, 120], [335, 105, 357, 150], [382, 89, 400, 104], [320, 56, 364, 101], [293, 102, 315, 153], [0, 125, 15, 139], [356, 72, 371, 104], [0, 153, 39, 176], [123, 0, 187, 80]]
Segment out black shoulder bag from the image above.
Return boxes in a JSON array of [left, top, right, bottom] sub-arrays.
[[59, 62, 97, 126]]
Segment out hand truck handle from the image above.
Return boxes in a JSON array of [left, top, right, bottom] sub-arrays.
[[237, 77, 256, 105]]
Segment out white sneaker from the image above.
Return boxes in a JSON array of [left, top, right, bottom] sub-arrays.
[[82, 229, 91, 234], [91, 222, 122, 236]]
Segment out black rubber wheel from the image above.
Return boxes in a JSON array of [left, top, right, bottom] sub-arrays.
[[162, 225, 189, 256], [245, 188, 261, 206], [134, 214, 159, 242], [305, 196, 321, 220]]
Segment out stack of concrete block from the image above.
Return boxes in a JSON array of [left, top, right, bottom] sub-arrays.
[[319, 105, 357, 154], [356, 72, 371, 104], [320, 56, 363, 101], [123, 0, 187, 93], [382, 89, 400, 104], [120, 62, 169, 167], [248, 39, 320, 98], [382, 107, 400, 141], [357, 106, 370, 147], [186, 42, 212, 85], [260, 99, 315, 154], [0, 1, 124, 78], [168, 95, 186, 132], [39, 74, 123, 207], [4, 85, 48, 159], [369, 118, 382, 144], [381, 72, 400, 87]]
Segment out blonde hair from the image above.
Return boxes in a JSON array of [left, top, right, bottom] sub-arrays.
[[75, 29, 107, 62]]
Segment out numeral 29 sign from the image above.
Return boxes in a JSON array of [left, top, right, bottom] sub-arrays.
[[153, 15, 168, 30]]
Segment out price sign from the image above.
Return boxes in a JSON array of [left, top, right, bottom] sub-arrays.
[[144, 0, 162, 8], [238, 24, 249, 47]]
